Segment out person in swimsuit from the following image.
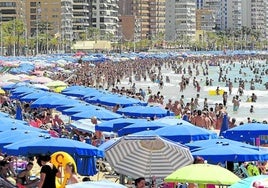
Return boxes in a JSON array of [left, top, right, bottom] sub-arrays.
[[65, 162, 79, 185], [17, 162, 39, 188]]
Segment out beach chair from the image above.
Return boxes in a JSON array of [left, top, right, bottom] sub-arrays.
[[0, 177, 16, 188], [100, 161, 119, 182]]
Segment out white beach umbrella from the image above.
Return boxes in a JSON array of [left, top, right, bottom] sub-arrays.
[[105, 135, 194, 179]]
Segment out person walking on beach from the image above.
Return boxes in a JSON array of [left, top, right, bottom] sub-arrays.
[[232, 96, 240, 112]]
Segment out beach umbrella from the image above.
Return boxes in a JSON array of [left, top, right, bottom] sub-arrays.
[[69, 120, 96, 133], [71, 109, 122, 121], [66, 180, 128, 188], [191, 143, 268, 163], [1, 82, 27, 90], [95, 95, 147, 107], [30, 76, 52, 84], [19, 91, 48, 102], [6, 137, 104, 157], [0, 130, 48, 149], [185, 138, 259, 151], [117, 121, 168, 136], [46, 80, 67, 87], [95, 118, 146, 132], [219, 114, 229, 136], [222, 123, 268, 144], [30, 94, 71, 108], [61, 104, 101, 116], [165, 164, 240, 185], [105, 136, 194, 179], [98, 138, 120, 151], [116, 106, 174, 118], [3, 137, 46, 156], [61, 87, 99, 97], [149, 124, 217, 144], [15, 105, 23, 120], [0, 88, 5, 94], [155, 117, 193, 126], [229, 175, 268, 188]]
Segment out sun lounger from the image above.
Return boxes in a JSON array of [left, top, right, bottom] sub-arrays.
[[0, 177, 16, 188]]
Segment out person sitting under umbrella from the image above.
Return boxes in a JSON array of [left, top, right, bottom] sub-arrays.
[[135, 177, 146, 188], [17, 162, 39, 188]]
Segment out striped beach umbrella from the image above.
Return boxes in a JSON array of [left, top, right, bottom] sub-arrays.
[[105, 136, 194, 179]]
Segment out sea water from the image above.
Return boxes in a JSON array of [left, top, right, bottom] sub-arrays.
[[118, 59, 268, 123]]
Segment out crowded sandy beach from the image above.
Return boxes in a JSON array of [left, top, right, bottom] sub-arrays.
[[0, 51, 268, 188]]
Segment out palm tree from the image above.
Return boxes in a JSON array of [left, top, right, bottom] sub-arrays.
[[2, 19, 25, 55]]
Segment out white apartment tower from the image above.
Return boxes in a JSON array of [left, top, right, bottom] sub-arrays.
[[218, 0, 242, 31], [241, 0, 267, 38], [61, 0, 73, 49], [165, 0, 196, 41], [72, 0, 90, 39], [92, 0, 119, 39]]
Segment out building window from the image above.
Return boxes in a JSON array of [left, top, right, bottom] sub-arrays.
[[30, 8, 36, 13], [30, 2, 37, 7], [30, 15, 36, 20]]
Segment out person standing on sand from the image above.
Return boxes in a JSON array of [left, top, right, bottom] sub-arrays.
[[37, 155, 60, 188]]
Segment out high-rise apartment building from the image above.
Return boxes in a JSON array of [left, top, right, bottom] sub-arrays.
[[218, 0, 242, 30], [25, 0, 61, 37], [165, 0, 196, 41], [118, 0, 165, 40], [241, 0, 266, 39], [61, 0, 73, 47], [0, 0, 25, 21], [72, 0, 90, 39], [92, 0, 119, 39]]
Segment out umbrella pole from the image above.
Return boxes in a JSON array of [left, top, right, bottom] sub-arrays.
[[97, 160, 101, 181]]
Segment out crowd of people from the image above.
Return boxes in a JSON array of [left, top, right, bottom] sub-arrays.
[[1, 53, 268, 187]]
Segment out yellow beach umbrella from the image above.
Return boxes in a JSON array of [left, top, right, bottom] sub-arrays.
[[46, 80, 67, 88], [165, 164, 240, 186], [53, 86, 67, 93], [0, 88, 5, 95]]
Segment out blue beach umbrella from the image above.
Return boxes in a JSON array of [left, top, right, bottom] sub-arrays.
[[61, 87, 99, 97], [117, 121, 168, 136], [222, 123, 268, 144], [95, 95, 147, 107], [229, 175, 268, 188], [152, 124, 217, 144], [30, 94, 70, 108], [15, 105, 23, 120], [116, 106, 174, 118], [155, 117, 193, 126], [186, 138, 259, 151], [0, 130, 49, 149], [11, 86, 37, 95], [19, 91, 48, 102], [71, 109, 122, 121], [95, 118, 146, 132], [220, 114, 229, 136], [7, 137, 104, 157], [191, 143, 268, 163], [3, 137, 46, 156], [61, 104, 100, 116]]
